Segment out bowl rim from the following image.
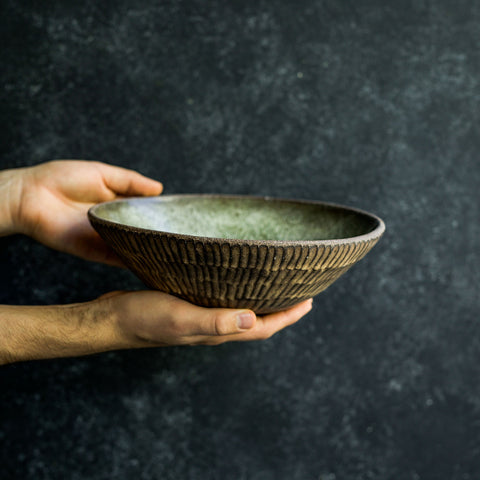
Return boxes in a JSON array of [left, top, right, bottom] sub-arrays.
[[88, 194, 386, 246]]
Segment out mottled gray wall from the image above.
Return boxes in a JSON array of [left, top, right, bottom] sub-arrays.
[[1, 1, 479, 479]]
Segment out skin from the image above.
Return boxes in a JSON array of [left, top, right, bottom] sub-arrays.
[[0, 160, 313, 365]]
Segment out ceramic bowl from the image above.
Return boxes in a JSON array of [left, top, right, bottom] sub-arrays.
[[88, 195, 385, 314]]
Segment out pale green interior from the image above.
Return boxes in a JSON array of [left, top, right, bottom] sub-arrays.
[[93, 196, 378, 241]]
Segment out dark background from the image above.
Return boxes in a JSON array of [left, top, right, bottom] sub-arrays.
[[1, 1, 479, 479]]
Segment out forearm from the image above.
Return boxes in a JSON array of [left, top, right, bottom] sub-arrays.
[[0, 300, 130, 365], [0, 167, 25, 237]]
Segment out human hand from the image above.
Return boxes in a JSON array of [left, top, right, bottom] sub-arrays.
[[100, 291, 314, 348], [4, 160, 162, 266], [0, 292, 313, 364]]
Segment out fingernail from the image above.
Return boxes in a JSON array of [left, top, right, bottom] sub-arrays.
[[236, 311, 255, 330]]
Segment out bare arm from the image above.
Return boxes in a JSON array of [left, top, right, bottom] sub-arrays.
[[0, 293, 312, 365]]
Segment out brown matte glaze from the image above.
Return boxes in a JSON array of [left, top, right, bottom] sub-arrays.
[[88, 195, 385, 314]]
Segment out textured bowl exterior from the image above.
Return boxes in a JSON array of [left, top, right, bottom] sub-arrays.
[[89, 196, 385, 314]]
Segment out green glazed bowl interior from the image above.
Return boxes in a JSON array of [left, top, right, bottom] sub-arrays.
[[90, 195, 382, 242]]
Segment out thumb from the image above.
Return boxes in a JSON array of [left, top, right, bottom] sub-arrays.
[[211, 309, 257, 335], [179, 304, 257, 337], [97, 163, 163, 197]]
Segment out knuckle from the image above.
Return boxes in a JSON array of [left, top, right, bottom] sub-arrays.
[[165, 315, 186, 336], [210, 311, 233, 336]]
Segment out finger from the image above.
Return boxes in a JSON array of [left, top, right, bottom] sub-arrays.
[[160, 295, 257, 338], [79, 236, 126, 267], [89, 246, 125, 267], [197, 299, 313, 345], [96, 163, 163, 197], [254, 299, 313, 337], [61, 221, 126, 267]]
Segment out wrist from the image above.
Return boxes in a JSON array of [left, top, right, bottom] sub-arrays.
[[0, 167, 27, 237], [96, 293, 148, 348]]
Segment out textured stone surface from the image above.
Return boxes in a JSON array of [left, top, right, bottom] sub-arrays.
[[1, 0, 480, 479]]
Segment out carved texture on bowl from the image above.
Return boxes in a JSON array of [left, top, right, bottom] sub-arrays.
[[91, 222, 380, 314]]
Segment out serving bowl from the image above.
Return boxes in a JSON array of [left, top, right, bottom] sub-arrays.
[[88, 195, 385, 314]]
